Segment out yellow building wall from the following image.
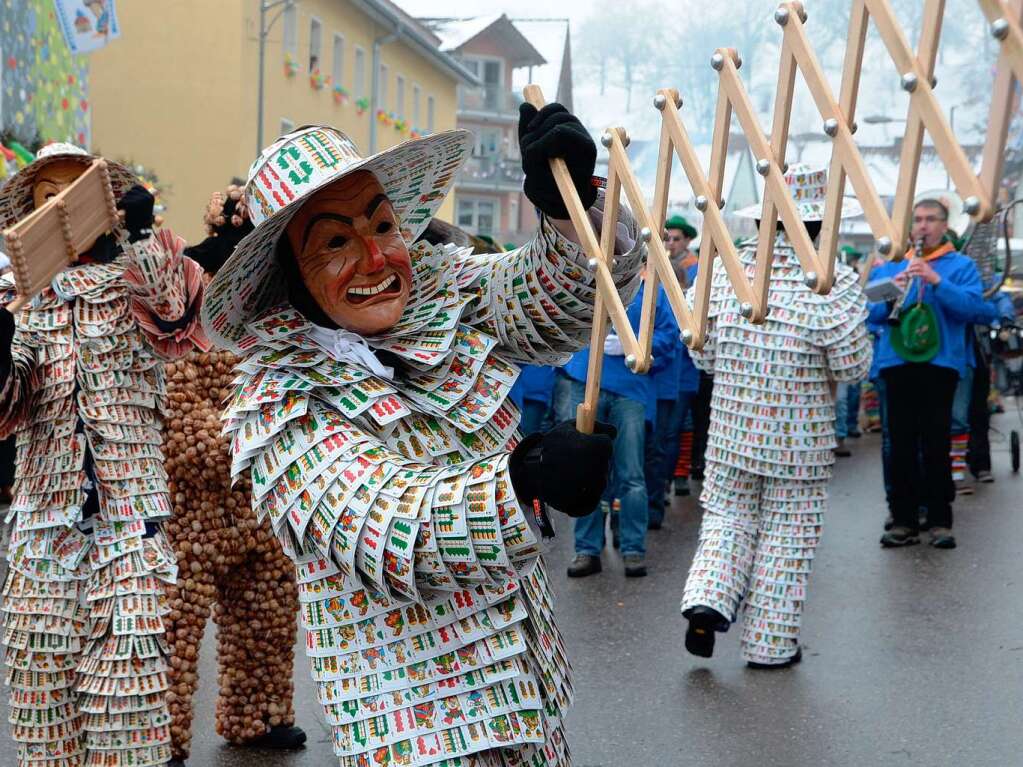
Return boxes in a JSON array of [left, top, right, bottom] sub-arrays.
[[89, 0, 248, 242], [91, 0, 462, 242]]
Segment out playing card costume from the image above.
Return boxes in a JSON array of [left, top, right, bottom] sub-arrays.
[[0, 144, 207, 766], [201, 113, 638, 766], [161, 199, 304, 761], [680, 165, 872, 667]]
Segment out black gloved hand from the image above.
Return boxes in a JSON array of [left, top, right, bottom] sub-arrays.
[[184, 196, 255, 276], [0, 307, 15, 385], [117, 184, 155, 243], [518, 103, 597, 220], [509, 420, 617, 533]]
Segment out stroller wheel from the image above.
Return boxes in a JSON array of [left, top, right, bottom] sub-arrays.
[[1012, 430, 1020, 473]]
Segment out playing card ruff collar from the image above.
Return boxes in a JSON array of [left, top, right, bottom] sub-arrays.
[[202, 125, 473, 352], [0, 142, 139, 231], [734, 162, 863, 221]]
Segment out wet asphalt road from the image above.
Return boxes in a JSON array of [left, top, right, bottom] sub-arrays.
[[2, 422, 1022, 766]]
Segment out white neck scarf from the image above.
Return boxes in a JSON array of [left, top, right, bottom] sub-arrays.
[[306, 324, 395, 380]]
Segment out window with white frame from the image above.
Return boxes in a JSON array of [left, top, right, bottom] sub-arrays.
[[332, 34, 344, 85], [457, 198, 497, 234], [309, 18, 322, 72], [396, 75, 405, 119], [354, 47, 365, 99], [412, 84, 421, 127], [427, 95, 435, 132], [379, 64, 388, 111], [282, 4, 298, 57]]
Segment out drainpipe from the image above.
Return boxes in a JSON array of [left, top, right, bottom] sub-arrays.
[[369, 26, 402, 154]]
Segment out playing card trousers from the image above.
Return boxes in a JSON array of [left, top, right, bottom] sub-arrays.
[[2, 530, 176, 767], [681, 462, 828, 665]]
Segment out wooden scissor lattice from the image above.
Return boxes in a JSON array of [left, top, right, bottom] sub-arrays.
[[526, 0, 1023, 433]]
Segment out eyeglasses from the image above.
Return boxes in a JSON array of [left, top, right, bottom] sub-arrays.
[[663, 235, 685, 242], [912, 215, 947, 224]]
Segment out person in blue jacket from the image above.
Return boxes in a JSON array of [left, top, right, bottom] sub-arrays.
[[509, 364, 556, 436], [648, 260, 701, 526], [869, 198, 989, 549], [562, 281, 677, 577]]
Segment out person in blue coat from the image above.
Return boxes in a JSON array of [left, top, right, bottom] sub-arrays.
[[869, 198, 988, 550], [648, 261, 701, 526], [509, 364, 556, 436], [562, 281, 677, 577]]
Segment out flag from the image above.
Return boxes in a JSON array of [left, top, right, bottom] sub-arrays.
[[53, 0, 121, 55]]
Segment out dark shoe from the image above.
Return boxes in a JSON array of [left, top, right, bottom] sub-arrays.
[[848, 430, 862, 439], [0, 485, 12, 504], [623, 554, 647, 577], [955, 478, 975, 496], [243, 724, 307, 750], [168, 760, 186, 767], [883, 514, 894, 531], [683, 606, 729, 658], [975, 469, 995, 484], [834, 439, 851, 457], [674, 477, 691, 497], [929, 527, 957, 549], [748, 647, 802, 670], [647, 518, 663, 531], [880, 527, 920, 547], [567, 554, 602, 578], [691, 467, 705, 481]]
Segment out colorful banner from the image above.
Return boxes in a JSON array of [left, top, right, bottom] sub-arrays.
[[53, 0, 120, 55]]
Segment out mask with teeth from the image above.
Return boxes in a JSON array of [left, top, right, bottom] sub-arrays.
[[281, 171, 413, 336]]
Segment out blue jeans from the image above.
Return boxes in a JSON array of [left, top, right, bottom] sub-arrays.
[[567, 379, 648, 557], [647, 392, 695, 525], [520, 398, 553, 436], [950, 365, 974, 436], [846, 381, 862, 434], [834, 382, 849, 441], [552, 371, 575, 424]]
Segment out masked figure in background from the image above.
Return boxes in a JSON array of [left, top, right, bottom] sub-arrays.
[[200, 104, 642, 766], [160, 187, 305, 765], [680, 165, 873, 669], [0, 143, 207, 767]]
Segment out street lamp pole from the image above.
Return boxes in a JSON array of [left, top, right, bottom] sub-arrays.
[[257, 0, 296, 156]]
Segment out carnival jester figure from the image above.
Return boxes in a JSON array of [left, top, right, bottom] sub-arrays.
[[0, 143, 207, 767], [201, 104, 645, 766]]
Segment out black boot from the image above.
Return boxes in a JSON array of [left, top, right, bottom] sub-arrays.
[[683, 605, 729, 658], [747, 646, 803, 670], [243, 724, 307, 750]]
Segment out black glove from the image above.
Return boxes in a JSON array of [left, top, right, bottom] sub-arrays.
[[184, 196, 254, 276], [117, 184, 155, 243], [509, 420, 617, 534], [518, 103, 597, 220], [0, 307, 15, 385]]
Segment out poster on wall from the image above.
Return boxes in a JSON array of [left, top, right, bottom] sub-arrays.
[[53, 0, 121, 55]]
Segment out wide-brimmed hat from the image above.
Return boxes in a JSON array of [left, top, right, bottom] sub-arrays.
[[0, 142, 138, 231], [734, 162, 863, 221], [913, 188, 971, 240], [202, 125, 472, 351]]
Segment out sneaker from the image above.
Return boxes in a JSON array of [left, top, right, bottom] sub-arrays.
[[623, 554, 647, 577], [674, 477, 691, 497], [683, 606, 729, 658], [747, 647, 803, 670], [244, 725, 308, 750], [880, 527, 920, 547], [929, 527, 957, 549], [975, 470, 995, 484], [834, 439, 852, 458], [566, 554, 602, 578], [956, 478, 975, 496]]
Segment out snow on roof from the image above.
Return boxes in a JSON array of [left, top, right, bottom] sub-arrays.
[[424, 14, 504, 52], [510, 18, 570, 106]]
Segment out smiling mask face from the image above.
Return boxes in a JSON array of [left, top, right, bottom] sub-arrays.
[[285, 171, 412, 336]]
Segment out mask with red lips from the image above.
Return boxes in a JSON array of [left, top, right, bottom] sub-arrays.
[[283, 171, 412, 336]]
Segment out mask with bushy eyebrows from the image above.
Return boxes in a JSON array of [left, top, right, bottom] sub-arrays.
[[284, 170, 412, 336]]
